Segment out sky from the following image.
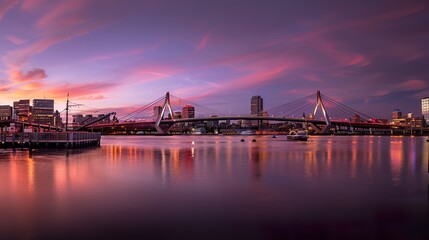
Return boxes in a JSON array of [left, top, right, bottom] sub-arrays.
[[0, 0, 428, 119]]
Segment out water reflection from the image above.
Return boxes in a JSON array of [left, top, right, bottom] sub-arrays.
[[0, 136, 428, 239], [390, 139, 404, 185], [249, 143, 267, 180]]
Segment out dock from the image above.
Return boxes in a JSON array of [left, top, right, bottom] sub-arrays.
[[0, 132, 101, 149]]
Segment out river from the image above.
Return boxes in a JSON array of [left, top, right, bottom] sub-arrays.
[[0, 135, 428, 239]]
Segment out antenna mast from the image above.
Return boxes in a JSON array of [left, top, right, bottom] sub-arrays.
[[65, 93, 69, 132]]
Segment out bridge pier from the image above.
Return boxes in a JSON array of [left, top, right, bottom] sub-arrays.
[[155, 92, 175, 134]]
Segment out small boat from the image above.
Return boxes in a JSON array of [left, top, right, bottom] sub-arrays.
[[272, 135, 277, 138], [286, 130, 308, 141], [240, 129, 255, 135], [426, 138, 429, 142]]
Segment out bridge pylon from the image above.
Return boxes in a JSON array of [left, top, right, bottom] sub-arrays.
[[313, 90, 332, 134], [155, 92, 175, 134]]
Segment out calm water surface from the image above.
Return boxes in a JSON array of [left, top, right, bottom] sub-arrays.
[[0, 135, 428, 239]]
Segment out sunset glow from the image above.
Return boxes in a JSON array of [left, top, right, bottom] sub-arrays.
[[1, 0, 427, 118]]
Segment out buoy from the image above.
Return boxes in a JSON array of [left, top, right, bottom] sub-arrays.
[[252, 139, 256, 142], [240, 139, 245, 142]]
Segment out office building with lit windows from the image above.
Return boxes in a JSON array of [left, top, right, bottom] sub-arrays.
[[422, 97, 429, 126], [32, 99, 55, 125]]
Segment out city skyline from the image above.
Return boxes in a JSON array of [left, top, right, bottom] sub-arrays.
[[1, 0, 428, 118]]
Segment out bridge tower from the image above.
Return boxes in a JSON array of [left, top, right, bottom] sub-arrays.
[[155, 92, 175, 134], [313, 90, 332, 134]]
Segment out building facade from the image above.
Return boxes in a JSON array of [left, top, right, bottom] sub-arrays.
[[0, 105, 12, 120], [422, 97, 429, 126], [13, 99, 30, 121], [391, 109, 402, 120], [182, 105, 195, 119], [251, 96, 263, 116], [32, 99, 55, 125]]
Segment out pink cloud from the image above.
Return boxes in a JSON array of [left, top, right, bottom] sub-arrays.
[[46, 82, 119, 100], [36, 0, 88, 29], [2, 0, 132, 97], [179, 64, 289, 101], [87, 48, 144, 62], [0, 0, 18, 21], [196, 33, 210, 51], [4, 35, 25, 45], [76, 95, 105, 100], [394, 79, 427, 91], [126, 64, 183, 83], [10, 68, 47, 82], [20, 0, 47, 12], [301, 73, 322, 82]]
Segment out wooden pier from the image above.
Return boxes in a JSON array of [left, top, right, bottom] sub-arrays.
[[0, 132, 101, 149]]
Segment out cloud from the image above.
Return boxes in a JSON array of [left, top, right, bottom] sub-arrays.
[[10, 68, 48, 82], [87, 48, 144, 62], [4, 35, 25, 45], [76, 95, 105, 100], [20, 0, 47, 12], [196, 33, 210, 51], [0, 0, 18, 21], [394, 79, 427, 91], [177, 63, 289, 101]]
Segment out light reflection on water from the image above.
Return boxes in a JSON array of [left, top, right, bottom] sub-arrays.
[[0, 135, 428, 239]]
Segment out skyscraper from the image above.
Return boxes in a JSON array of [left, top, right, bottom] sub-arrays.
[[422, 97, 429, 125], [251, 96, 263, 116]]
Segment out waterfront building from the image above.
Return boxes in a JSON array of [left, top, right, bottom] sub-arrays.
[[405, 116, 424, 128], [0, 105, 13, 120], [391, 109, 402, 120], [422, 97, 429, 126], [251, 96, 263, 116], [173, 111, 182, 119], [32, 99, 55, 125], [73, 114, 84, 125], [182, 105, 195, 119], [13, 99, 30, 122], [251, 96, 263, 127]]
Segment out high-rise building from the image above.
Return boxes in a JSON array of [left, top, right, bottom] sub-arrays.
[[0, 105, 12, 120], [32, 99, 55, 125], [251, 96, 263, 116], [182, 105, 195, 119], [422, 97, 429, 125], [391, 109, 402, 120], [13, 99, 30, 121]]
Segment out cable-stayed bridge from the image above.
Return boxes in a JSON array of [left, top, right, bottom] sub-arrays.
[[84, 91, 401, 135]]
